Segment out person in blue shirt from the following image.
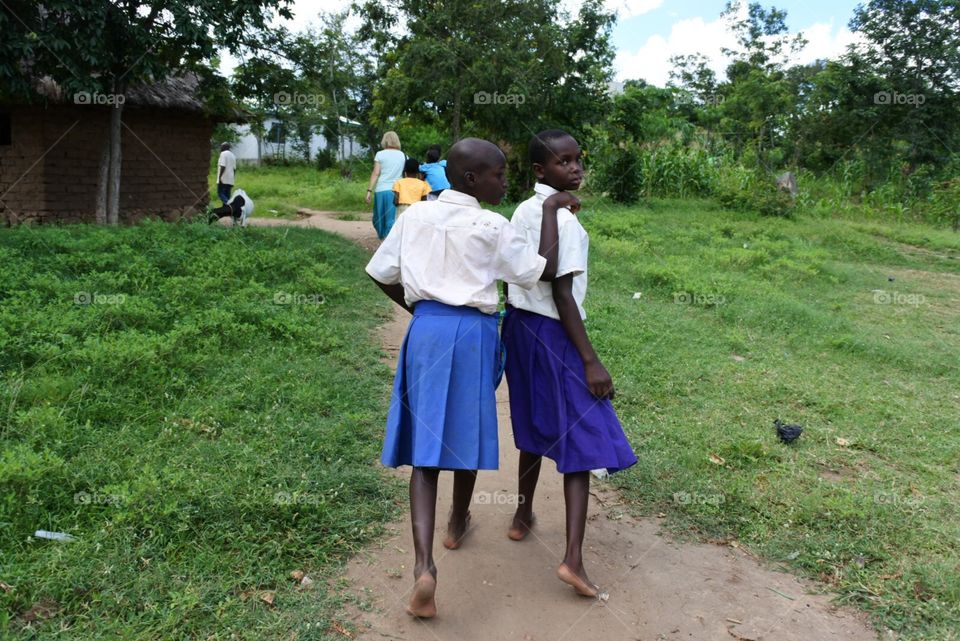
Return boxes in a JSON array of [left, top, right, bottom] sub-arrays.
[[419, 144, 451, 200]]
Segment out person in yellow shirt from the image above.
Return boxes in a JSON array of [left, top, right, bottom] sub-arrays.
[[392, 158, 432, 215]]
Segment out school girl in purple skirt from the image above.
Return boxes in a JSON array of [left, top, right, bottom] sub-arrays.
[[502, 129, 638, 598]]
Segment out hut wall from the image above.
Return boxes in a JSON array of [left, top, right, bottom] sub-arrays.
[[0, 105, 213, 224]]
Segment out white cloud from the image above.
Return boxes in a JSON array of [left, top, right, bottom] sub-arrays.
[[614, 12, 864, 87]]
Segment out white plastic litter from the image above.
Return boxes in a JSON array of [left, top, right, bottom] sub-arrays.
[[590, 468, 609, 480], [34, 530, 76, 542]]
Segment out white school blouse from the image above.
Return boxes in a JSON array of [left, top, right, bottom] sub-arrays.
[[506, 183, 588, 320], [365, 189, 547, 314]]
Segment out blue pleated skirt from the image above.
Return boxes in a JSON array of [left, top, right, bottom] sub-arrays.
[[372, 191, 396, 239], [381, 300, 501, 470], [502, 307, 638, 474]]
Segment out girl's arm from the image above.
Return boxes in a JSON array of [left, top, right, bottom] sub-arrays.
[[552, 275, 614, 398], [369, 276, 413, 314]]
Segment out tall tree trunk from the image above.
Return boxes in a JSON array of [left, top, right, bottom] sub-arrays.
[[106, 101, 123, 225], [95, 125, 109, 224], [452, 89, 461, 142]]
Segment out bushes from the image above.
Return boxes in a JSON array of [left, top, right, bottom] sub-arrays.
[[715, 165, 796, 218], [586, 131, 795, 216], [586, 133, 716, 203]]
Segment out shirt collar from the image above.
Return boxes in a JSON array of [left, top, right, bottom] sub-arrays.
[[438, 189, 482, 209], [534, 182, 560, 199]]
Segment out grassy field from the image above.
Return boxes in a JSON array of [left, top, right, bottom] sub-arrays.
[[0, 221, 401, 639], [6, 165, 960, 639], [581, 200, 960, 640]]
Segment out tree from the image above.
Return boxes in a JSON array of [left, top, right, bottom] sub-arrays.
[[849, 0, 960, 165], [354, 0, 615, 195], [0, 0, 291, 224]]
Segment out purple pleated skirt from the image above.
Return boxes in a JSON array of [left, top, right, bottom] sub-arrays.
[[502, 307, 638, 474]]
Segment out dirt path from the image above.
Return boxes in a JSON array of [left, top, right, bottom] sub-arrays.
[[251, 211, 881, 641]]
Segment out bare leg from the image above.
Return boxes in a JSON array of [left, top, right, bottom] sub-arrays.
[[508, 451, 541, 540], [557, 471, 599, 597], [408, 467, 439, 617], [444, 469, 477, 549]]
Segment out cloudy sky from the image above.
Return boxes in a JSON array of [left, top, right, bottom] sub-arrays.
[[220, 0, 865, 86]]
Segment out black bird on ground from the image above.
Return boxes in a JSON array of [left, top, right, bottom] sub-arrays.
[[775, 419, 803, 444]]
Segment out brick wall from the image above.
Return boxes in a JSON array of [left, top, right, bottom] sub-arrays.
[[1, 105, 214, 225]]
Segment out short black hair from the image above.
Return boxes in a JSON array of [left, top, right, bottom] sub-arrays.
[[404, 157, 420, 175], [529, 129, 572, 165], [425, 145, 441, 163]]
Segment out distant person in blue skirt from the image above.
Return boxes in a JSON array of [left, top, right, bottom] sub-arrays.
[[365, 131, 405, 239], [419, 144, 451, 200], [366, 138, 577, 618], [502, 129, 638, 598]]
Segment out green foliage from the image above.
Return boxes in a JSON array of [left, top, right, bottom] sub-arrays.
[[0, 221, 400, 638], [715, 165, 796, 218], [355, 0, 616, 196], [0, 1, 290, 102], [585, 134, 644, 203]]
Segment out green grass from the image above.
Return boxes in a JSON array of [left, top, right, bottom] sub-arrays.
[[576, 198, 959, 640], [6, 170, 960, 639], [209, 161, 371, 218], [0, 221, 401, 639]]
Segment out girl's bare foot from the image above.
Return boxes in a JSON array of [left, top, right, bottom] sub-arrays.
[[443, 511, 471, 550], [407, 573, 437, 618], [507, 512, 536, 541], [557, 562, 600, 598]]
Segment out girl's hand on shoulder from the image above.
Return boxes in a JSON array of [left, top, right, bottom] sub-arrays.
[[584, 360, 614, 399], [544, 191, 581, 215]]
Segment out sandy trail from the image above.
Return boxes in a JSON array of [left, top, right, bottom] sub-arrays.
[[249, 210, 880, 641]]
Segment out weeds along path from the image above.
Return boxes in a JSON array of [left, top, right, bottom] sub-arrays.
[[248, 210, 880, 641]]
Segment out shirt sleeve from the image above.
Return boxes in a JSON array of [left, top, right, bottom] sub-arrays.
[[421, 181, 431, 199], [392, 180, 401, 193], [556, 214, 589, 278], [492, 220, 547, 289], [365, 215, 404, 284], [218, 152, 225, 167]]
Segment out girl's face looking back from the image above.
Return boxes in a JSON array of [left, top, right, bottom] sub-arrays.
[[535, 136, 583, 192]]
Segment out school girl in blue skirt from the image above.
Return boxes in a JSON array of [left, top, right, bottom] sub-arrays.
[[365, 137, 578, 618]]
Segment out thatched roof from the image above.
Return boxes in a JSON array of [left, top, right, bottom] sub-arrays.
[[31, 73, 246, 122], [126, 74, 207, 112]]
